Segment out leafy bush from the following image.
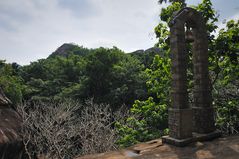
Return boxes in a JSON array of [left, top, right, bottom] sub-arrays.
[[211, 20, 239, 133], [116, 54, 170, 147]]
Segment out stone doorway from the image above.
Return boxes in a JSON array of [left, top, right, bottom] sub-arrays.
[[162, 7, 220, 146]]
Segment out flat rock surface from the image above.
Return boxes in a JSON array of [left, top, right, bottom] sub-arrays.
[[76, 135, 239, 159]]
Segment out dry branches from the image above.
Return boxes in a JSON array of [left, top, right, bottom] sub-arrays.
[[18, 99, 125, 159]]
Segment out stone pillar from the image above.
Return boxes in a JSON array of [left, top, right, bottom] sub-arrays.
[[191, 26, 220, 139], [162, 18, 193, 146]]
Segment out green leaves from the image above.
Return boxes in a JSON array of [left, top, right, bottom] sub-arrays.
[[214, 20, 239, 64], [116, 54, 170, 147], [116, 97, 168, 147], [14, 46, 149, 109], [212, 20, 239, 133], [160, 2, 183, 23], [146, 54, 171, 100], [0, 61, 24, 104], [154, 23, 170, 49]]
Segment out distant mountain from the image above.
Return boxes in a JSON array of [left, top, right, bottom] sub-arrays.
[[49, 44, 164, 68], [49, 43, 90, 58], [130, 47, 163, 55]]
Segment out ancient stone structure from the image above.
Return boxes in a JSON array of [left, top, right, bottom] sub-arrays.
[[0, 88, 23, 158], [162, 7, 220, 146]]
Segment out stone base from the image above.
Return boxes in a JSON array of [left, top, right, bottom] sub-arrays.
[[162, 136, 193, 147], [162, 130, 221, 147], [168, 108, 192, 139], [193, 130, 221, 142], [192, 107, 215, 133]]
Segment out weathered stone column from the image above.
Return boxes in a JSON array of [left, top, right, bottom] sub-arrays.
[[162, 10, 193, 146], [191, 24, 220, 140], [162, 7, 220, 146], [191, 26, 214, 133]]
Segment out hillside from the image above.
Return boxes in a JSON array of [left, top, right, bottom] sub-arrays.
[[49, 43, 90, 58], [49, 43, 164, 68], [76, 135, 239, 159]]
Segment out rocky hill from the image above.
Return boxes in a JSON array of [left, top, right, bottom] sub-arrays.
[[48, 43, 164, 70], [49, 43, 90, 58], [76, 135, 239, 159]]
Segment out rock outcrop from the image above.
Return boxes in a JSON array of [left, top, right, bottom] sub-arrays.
[[50, 43, 78, 57], [76, 135, 239, 159], [0, 88, 23, 159]]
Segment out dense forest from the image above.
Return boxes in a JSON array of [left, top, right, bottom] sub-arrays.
[[0, 44, 162, 108], [0, 0, 238, 158]]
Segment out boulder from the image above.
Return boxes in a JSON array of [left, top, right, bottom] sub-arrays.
[[0, 88, 23, 159]]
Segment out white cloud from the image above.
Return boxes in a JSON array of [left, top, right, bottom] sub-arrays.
[[1, 0, 238, 65], [215, 11, 239, 35], [231, 12, 239, 20], [0, 0, 162, 65]]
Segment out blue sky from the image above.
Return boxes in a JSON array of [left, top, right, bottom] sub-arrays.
[[0, 0, 238, 65]]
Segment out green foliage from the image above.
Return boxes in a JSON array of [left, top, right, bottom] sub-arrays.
[[195, 0, 219, 43], [116, 54, 170, 147], [212, 20, 239, 133], [160, 2, 183, 23], [145, 54, 171, 99], [130, 48, 164, 68], [17, 46, 148, 109], [131, 97, 168, 130], [0, 61, 24, 104], [110, 55, 147, 107], [213, 20, 239, 64], [158, 0, 186, 5], [20, 54, 86, 101], [154, 23, 170, 49], [116, 97, 168, 148]]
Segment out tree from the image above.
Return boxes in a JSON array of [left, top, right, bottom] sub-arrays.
[[116, 55, 170, 147], [158, 0, 186, 6], [0, 60, 24, 105], [212, 20, 239, 133], [82, 47, 147, 109], [19, 46, 148, 110]]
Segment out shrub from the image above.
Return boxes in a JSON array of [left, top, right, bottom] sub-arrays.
[[18, 99, 123, 158]]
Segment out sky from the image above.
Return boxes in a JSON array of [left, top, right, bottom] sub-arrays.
[[0, 0, 238, 65]]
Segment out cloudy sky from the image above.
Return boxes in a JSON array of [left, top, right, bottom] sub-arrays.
[[0, 0, 239, 65]]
